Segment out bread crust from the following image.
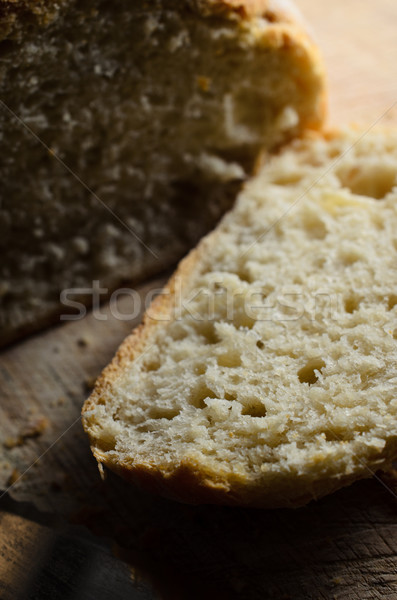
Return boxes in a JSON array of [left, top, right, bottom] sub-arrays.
[[0, 0, 320, 52], [83, 129, 397, 508], [0, 0, 305, 31]]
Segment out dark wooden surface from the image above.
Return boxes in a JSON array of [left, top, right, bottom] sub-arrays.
[[0, 277, 168, 514], [1, 1, 397, 598]]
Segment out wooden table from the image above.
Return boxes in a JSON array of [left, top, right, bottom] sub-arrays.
[[298, 0, 397, 128], [1, 1, 397, 598]]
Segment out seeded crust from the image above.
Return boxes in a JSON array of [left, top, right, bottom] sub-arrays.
[[83, 129, 397, 508]]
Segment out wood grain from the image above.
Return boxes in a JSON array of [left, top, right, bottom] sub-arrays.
[[1, 1, 397, 598], [297, 0, 397, 127]]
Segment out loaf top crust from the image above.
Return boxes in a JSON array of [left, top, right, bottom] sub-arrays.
[[0, 0, 307, 40]]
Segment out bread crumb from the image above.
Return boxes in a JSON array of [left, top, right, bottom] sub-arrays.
[[20, 416, 49, 439], [3, 437, 21, 449], [77, 337, 89, 348], [98, 462, 106, 480], [3, 416, 49, 449]]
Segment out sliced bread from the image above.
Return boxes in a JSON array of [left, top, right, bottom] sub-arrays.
[[82, 130, 397, 508], [0, 0, 325, 346]]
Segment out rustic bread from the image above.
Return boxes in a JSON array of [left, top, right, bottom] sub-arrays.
[[83, 130, 397, 508], [0, 0, 325, 346]]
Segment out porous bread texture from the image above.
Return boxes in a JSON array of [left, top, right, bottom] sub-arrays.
[[83, 130, 397, 508], [0, 0, 325, 347]]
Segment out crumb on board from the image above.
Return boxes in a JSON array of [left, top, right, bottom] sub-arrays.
[[3, 437, 20, 449], [2, 416, 49, 449], [77, 336, 90, 348], [20, 416, 49, 438], [98, 462, 106, 481], [50, 396, 66, 407]]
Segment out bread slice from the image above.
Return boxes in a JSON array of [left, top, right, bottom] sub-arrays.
[[0, 0, 325, 347], [83, 129, 397, 508]]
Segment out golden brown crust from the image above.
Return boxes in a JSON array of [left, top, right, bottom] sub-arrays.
[[104, 439, 397, 508], [193, 0, 273, 19], [0, 0, 315, 47], [0, 0, 270, 40], [192, 0, 305, 23]]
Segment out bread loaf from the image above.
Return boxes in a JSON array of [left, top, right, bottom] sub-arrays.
[[83, 129, 397, 508], [0, 0, 325, 346]]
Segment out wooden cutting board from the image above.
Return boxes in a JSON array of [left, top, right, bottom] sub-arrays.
[[298, 0, 397, 128], [1, 1, 397, 598]]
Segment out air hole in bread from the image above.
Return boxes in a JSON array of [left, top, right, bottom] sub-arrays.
[[241, 402, 267, 417], [225, 391, 237, 401], [344, 295, 360, 313], [387, 295, 397, 311], [169, 325, 187, 342], [328, 147, 341, 159], [238, 270, 251, 283], [339, 248, 361, 266], [360, 372, 378, 390], [217, 350, 242, 368], [336, 163, 396, 199], [302, 214, 328, 240], [148, 407, 181, 420], [144, 359, 161, 372], [191, 383, 216, 409], [313, 256, 326, 268], [298, 358, 325, 385], [194, 363, 207, 375], [272, 172, 303, 186], [323, 430, 351, 442], [196, 322, 218, 344], [256, 340, 264, 349], [95, 437, 117, 452], [233, 313, 256, 330]]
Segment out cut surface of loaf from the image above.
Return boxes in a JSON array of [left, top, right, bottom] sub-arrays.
[[82, 130, 397, 508], [0, 0, 325, 346]]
